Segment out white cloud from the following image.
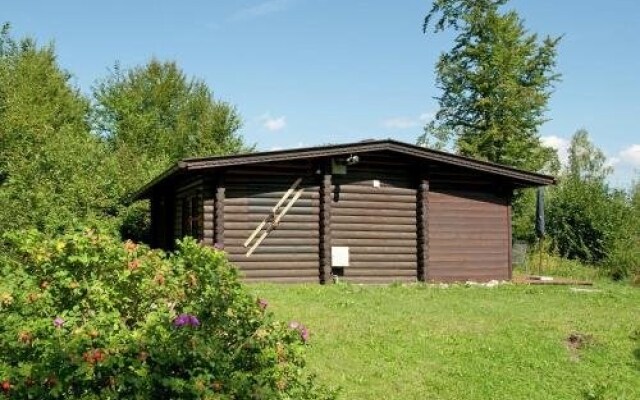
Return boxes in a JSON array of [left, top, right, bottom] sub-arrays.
[[419, 112, 435, 122], [382, 110, 434, 130], [260, 113, 286, 132], [382, 117, 418, 129], [538, 136, 638, 187], [540, 135, 570, 165], [268, 142, 303, 152], [605, 156, 620, 168], [231, 0, 293, 21], [619, 144, 640, 167]]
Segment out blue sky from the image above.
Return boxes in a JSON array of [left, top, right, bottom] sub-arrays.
[[4, 0, 639, 185]]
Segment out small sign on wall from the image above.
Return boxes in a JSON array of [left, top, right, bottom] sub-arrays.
[[331, 246, 350, 267]]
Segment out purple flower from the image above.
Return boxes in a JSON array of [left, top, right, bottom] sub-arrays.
[[258, 298, 268, 310], [188, 315, 200, 327], [173, 314, 200, 328], [53, 317, 64, 328], [173, 314, 189, 327], [213, 243, 224, 251]]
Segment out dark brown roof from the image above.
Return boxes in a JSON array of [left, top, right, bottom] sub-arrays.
[[134, 139, 555, 199]]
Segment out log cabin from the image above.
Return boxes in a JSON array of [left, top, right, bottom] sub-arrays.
[[133, 139, 554, 283]]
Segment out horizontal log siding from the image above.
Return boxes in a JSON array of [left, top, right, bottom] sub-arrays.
[[153, 152, 515, 283], [331, 153, 418, 283], [428, 168, 510, 281], [202, 177, 215, 246], [223, 162, 320, 283]]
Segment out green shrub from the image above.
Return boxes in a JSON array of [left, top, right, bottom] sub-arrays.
[[605, 237, 640, 281], [0, 229, 335, 399], [547, 178, 639, 279], [547, 179, 610, 263]]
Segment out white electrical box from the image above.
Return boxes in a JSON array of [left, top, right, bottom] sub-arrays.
[[372, 179, 381, 188], [331, 246, 350, 267]]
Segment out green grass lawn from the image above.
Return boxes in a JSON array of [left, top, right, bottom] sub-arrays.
[[251, 282, 640, 400]]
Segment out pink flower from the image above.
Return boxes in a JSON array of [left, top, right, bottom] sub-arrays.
[[300, 326, 310, 343], [257, 298, 268, 310], [53, 317, 64, 328], [288, 321, 310, 343]]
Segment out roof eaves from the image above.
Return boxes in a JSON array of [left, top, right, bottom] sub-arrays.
[[130, 161, 186, 201], [384, 142, 555, 185], [184, 139, 554, 186], [134, 139, 555, 200], [183, 141, 391, 171]]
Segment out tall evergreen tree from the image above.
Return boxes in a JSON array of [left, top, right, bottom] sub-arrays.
[[420, 0, 560, 173]]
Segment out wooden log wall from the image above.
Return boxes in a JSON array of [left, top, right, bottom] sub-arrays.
[[428, 164, 510, 281], [213, 174, 225, 247], [319, 170, 332, 284], [416, 176, 429, 281], [150, 152, 515, 283], [331, 152, 418, 283], [201, 176, 215, 247], [223, 162, 321, 283]]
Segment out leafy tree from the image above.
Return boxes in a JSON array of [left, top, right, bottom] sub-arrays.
[[92, 60, 250, 196], [420, 0, 561, 173], [0, 25, 252, 240], [567, 129, 612, 183], [92, 60, 251, 241], [547, 130, 639, 278], [632, 176, 640, 213], [547, 179, 614, 263], [0, 23, 119, 233]]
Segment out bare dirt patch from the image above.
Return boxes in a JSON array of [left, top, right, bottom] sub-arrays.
[[566, 332, 593, 361]]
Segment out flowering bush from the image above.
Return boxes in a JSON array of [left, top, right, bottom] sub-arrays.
[[0, 229, 335, 399]]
